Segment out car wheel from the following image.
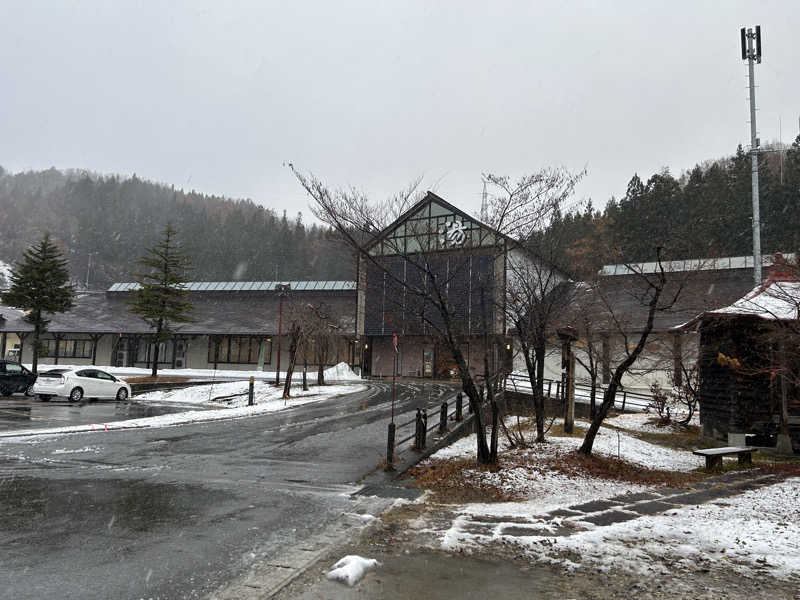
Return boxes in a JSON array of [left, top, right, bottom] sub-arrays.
[[0, 384, 9, 397], [116, 387, 129, 401], [24, 384, 35, 397], [38, 394, 51, 402], [69, 387, 84, 403]]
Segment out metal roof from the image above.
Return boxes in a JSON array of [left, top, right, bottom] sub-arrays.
[[599, 253, 796, 277], [107, 281, 357, 293]]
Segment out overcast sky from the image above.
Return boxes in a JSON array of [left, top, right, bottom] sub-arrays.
[[1, 1, 798, 219]]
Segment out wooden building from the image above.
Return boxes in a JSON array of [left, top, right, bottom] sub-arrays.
[[0, 281, 359, 372], [688, 265, 800, 451]]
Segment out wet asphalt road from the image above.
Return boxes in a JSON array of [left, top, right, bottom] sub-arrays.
[[0, 381, 456, 600], [0, 395, 192, 431]]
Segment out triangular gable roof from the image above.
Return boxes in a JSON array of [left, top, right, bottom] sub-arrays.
[[365, 191, 518, 254]]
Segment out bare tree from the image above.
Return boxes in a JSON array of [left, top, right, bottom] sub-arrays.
[[578, 248, 686, 455], [486, 170, 585, 443], [290, 165, 584, 464]]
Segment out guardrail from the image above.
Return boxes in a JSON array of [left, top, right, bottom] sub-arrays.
[[387, 391, 469, 465], [504, 372, 653, 413]]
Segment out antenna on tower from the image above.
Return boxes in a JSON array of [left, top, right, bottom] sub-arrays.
[[481, 179, 488, 222]]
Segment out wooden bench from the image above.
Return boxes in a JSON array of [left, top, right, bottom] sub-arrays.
[[693, 446, 757, 470]]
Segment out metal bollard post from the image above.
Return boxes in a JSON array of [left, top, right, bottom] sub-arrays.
[[547, 381, 552, 400], [621, 391, 627, 412], [248, 376, 255, 406], [386, 422, 396, 468], [421, 408, 428, 449], [455, 392, 463, 421], [414, 408, 422, 450], [439, 401, 447, 434]]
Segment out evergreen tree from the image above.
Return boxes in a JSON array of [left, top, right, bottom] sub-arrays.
[[1, 234, 75, 374], [130, 223, 193, 377]]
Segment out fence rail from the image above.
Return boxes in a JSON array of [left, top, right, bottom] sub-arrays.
[[504, 373, 653, 413]]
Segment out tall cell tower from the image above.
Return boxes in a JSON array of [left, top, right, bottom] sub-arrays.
[[741, 25, 763, 284]]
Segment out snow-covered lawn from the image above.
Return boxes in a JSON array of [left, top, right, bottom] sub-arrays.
[[605, 411, 700, 433], [0, 381, 366, 438], [428, 419, 704, 473]]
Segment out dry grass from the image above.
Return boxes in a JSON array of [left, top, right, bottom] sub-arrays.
[[405, 457, 522, 503], [405, 441, 706, 504], [540, 450, 704, 487]]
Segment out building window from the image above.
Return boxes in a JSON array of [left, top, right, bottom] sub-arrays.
[[209, 337, 271, 364], [40, 338, 93, 359], [136, 340, 174, 364]]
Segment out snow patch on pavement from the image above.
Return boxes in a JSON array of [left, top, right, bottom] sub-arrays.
[[326, 555, 381, 586], [495, 477, 800, 581]]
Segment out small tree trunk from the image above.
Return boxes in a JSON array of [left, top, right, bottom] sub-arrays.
[[282, 327, 299, 399], [31, 320, 41, 375], [590, 373, 597, 419]]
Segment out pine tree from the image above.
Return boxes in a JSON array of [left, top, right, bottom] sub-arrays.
[[1, 234, 75, 374], [130, 223, 193, 377]]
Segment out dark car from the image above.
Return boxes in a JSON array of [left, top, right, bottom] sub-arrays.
[[0, 360, 37, 397]]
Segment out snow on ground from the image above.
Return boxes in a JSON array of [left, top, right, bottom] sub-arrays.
[[423, 416, 799, 583], [426, 430, 649, 515], [0, 382, 365, 439], [494, 477, 800, 581], [550, 424, 703, 472], [25, 361, 362, 382], [605, 411, 700, 434], [428, 419, 703, 473], [325, 555, 381, 586]]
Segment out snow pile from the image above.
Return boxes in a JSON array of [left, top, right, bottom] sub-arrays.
[[325, 555, 381, 586], [323, 361, 362, 381], [22, 363, 354, 382]]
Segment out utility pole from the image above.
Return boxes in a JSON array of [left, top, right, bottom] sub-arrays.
[[741, 25, 763, 285], [480, 179, 488, 222]]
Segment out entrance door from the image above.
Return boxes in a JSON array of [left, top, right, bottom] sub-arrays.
[[422, 347, 434, 378]]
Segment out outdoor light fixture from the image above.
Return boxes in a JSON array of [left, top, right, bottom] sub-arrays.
[[364, 344, 369, 349], [506, 344, 511, 350]]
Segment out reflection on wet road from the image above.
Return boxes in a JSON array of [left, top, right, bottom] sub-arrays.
[[0, 396, 203, 431]]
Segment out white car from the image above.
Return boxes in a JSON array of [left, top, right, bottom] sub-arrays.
[[33, 368, 132, 402]]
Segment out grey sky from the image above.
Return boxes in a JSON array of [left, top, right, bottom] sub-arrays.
[[1, 1, 797, 219]]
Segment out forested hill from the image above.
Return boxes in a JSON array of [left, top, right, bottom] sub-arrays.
[[0, 166, 354, 288], [556, 136, 800, 275]]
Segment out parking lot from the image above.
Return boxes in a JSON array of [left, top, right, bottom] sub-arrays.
[[0, 394, 189, 432]]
